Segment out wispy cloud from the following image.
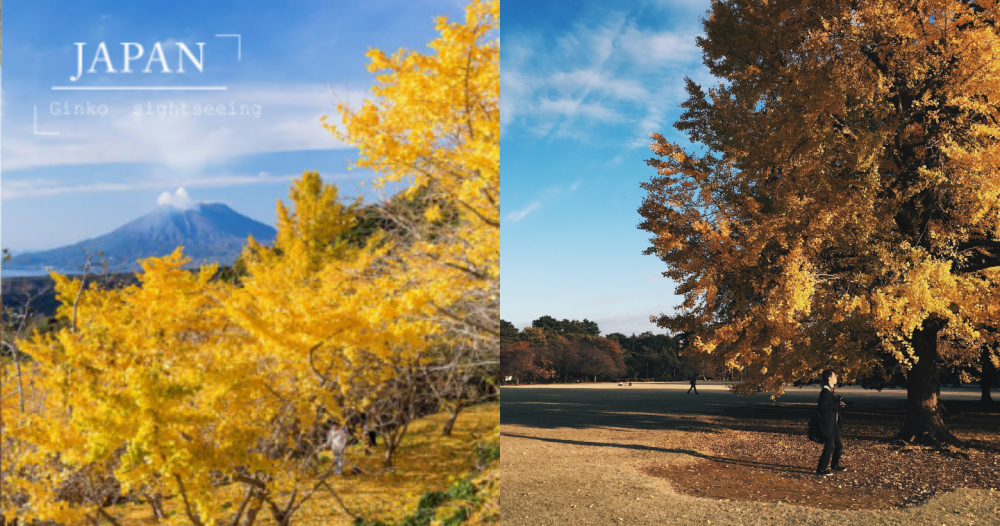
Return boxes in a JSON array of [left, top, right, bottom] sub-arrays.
[[617, 26, 701, 65], [3, 84, 368, 171], [537, 97, 623, 122], [505, 201, 540, 223], [504, 180, 582, 224], [501, 14, 714, 145], [549, 69, 649, 101], [0, 171, 323, 200]]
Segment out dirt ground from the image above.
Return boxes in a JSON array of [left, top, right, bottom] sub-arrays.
[[499, 383, 1000, 525]]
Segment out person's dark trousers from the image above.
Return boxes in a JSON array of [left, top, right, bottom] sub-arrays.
[[687, 386, 698, 394], [817, 425, 843, 471]]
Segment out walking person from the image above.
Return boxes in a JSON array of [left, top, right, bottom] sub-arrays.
[[363, 412, 378, 457], [328, 422, 352, 475], [815, 369, 848, 476], [687, 376, 698, 394]]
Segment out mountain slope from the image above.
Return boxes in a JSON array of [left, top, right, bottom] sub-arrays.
[[6, 203, 276, 273]]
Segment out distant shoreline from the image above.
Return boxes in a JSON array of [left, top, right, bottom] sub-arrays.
[[1, 269, 66, 279]]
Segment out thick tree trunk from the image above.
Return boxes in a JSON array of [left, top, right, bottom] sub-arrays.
[[895, 319, 962, 445], [982, 344, 995, 403]]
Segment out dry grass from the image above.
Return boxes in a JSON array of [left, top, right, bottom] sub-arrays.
[[500, 383, 1000, 526]]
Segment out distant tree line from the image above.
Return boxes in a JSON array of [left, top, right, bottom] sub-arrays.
[[500, 317, 740, 384], [500, 316, 998, 397]]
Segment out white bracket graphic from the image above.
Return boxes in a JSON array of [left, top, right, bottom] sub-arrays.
[[215, 34, 242, 61], [34, 106, 60, 136]]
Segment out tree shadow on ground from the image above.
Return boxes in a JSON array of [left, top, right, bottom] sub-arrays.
[[500, 388, 890, 434], [714, 403, 908, 442], [500, 432, 816, 475], [718, 402, 1000, 454], [501, 405, 724, 432], [500, 389, 767, 431], [501, 390, 1000, 453]]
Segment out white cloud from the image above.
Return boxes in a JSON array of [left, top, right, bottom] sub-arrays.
[[3, 84, 368, 171], [549, 69, 648, 101], [157, 187, 198, 210], [504, 181, 582, 224], [1, 171, 305, 200], [502, 14, 715, 144], [617, 27, 701, 65], [500, 68, 534, 131], [505, 202, 540, 223], [500, 36, 542, 133], [537, 97, 622, 122], [554, 15, 625, 65]]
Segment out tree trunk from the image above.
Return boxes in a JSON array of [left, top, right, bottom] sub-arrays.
[[895, 319, 962, 445], [242, 494, 264, 526], [442, 405, 461, 437], [937, 381, 953, 417], [11, 344, 25, 414], [981, 344, 995, 403], [142, 492, 165, 520], [384, 441, 397, 468]]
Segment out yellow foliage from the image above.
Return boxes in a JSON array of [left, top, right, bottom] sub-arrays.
[[1, 1, 499, 524], [328, 0, 500, 317], [639, 0, 1000, 395]]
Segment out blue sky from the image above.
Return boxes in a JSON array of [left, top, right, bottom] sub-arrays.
[[2, 0, 465, 251], [501, 0, 716, 335]]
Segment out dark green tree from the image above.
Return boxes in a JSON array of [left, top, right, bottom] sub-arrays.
[[499, 319, 520, 344]]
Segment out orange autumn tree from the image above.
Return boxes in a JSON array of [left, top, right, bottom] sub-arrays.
[[639, 0, 1000, 445]]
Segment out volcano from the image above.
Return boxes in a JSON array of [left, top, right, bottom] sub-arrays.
[[5, 202, 276, 274]]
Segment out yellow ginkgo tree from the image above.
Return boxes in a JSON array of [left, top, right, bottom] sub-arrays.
[[7, 253, 248, 525], [329, 0, 500, 432], [4, 174, 445, 525], [639, 0, 1000, 445], [1, 0, 499, 523]]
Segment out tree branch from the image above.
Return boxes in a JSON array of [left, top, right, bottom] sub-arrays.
[[957, 257, 1000, 274], [174, 474, 206, 526]]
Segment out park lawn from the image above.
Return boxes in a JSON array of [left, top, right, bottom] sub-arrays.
[[111, 402, 500, 525]]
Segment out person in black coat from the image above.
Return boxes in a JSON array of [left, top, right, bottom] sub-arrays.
[[687, 376, 698, 394], [816, 369, 848, 476]]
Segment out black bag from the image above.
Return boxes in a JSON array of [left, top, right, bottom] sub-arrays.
[[807, 412, 825, 443]]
